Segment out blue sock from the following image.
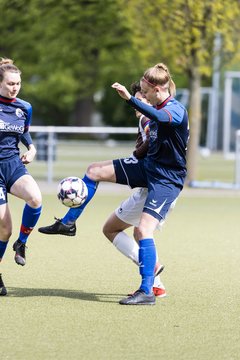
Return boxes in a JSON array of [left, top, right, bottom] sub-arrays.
[[139, 238, 156, 294], [19, 204, 42, 244], [0, 240, 8, 260], [62, 175, 98, 224]]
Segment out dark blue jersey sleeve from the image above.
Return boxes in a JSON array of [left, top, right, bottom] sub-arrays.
[[21, 132, 33, 148], [127, 96, 185, 125], [17, 98, 32, 132], [18, 98, 33, 147]]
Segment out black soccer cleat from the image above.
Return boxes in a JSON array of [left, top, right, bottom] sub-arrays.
[[0, 274, 7, 296], [38, 217, 76, 236], [119, 289, 156, 305], [13, 239, 26, 266]]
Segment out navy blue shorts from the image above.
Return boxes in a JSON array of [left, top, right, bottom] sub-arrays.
[[0, 156, 29, 205], [113, 157, 181, 221]]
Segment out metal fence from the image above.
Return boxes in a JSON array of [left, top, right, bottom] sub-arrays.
[[29, 126, 137, 183]]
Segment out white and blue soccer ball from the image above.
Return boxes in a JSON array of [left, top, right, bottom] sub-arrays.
[[57, 176, 88, 208]]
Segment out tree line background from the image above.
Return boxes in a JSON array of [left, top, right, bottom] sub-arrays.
[[1, 0, 240, 181]]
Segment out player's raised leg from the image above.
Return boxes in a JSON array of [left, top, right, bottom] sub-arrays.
[[38, 160, 116, 236]]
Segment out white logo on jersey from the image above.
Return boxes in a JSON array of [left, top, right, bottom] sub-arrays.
[[150, 129, 158, 140], [0, 119, 24, 133], [0, 187, 5, 201], [16, 108, 24, 118]]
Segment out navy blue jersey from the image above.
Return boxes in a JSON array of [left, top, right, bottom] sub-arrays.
[[0, 96, 32, 160], [127, 96, 189, 187]]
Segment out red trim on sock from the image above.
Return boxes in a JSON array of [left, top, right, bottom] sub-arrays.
[[20, 225, 33, 235]]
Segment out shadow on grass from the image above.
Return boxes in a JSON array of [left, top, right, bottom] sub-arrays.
[[7, 287, 125, 303]]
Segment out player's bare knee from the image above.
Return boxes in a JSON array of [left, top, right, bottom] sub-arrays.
[[102, 223, 113, 242], [136, 222, 151, 240], [133, 227, 140, 242], [134, 226, 142, 241], [27, 195, 42, 208], [0, 226, 12, 240], [102, 222, 108, 237], [86, 163, 100, 181]]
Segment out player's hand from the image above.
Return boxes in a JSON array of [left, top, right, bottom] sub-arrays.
[[21, 145, 36, 164], [111, 82, 131, 100]]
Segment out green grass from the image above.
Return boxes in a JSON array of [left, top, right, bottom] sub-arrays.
[[196, 152, 235, 182], [1, 189, 240, 360]]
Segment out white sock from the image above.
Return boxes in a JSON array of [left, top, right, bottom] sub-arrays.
[[153, 275, 165, 289], [153, 248, 164, 288], [113, 232, 139, 265]]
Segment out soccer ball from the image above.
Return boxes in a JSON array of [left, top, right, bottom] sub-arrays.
[[57, 176, 88, 208]]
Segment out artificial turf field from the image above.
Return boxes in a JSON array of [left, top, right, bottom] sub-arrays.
[[1, 184, 240, 360]]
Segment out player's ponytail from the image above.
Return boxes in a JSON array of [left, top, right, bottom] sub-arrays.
[[0, 57, 21, 82]]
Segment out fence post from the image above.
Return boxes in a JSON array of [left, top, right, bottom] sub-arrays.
[[235, 129, 240, 187], [47, 127, 55, 183]]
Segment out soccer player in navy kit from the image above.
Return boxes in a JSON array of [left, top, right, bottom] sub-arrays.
[[39, 63, 188, 305], [111, 63, 189, 304], [102, 82, 168, 298], [0, 58, 42, 296]]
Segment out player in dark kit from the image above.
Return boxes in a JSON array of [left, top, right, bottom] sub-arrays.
[[0, 58, 42, 296], [111, 63, 189, 304], [102, 82, 167, 298], [39, 63, 189, 305]]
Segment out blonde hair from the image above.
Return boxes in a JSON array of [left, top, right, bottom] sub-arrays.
[[142, 63, 176, 96], [0, 57, 21, 82]]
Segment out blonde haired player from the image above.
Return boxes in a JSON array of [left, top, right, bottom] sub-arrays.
[[103, 82, 176, 298]]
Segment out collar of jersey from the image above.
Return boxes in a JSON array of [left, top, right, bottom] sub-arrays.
[[0, 95, 16, 103], [156, 95, 172, 110]]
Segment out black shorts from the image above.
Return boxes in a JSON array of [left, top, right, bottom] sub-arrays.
[[113, 157, 147, 188]]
